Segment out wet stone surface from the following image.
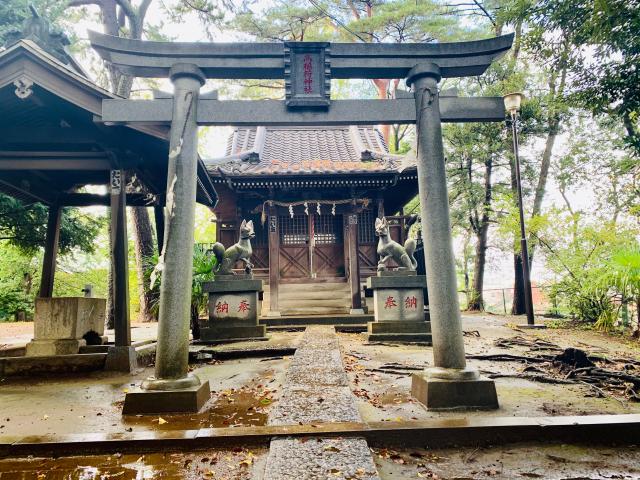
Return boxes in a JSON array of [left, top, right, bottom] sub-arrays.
[[265, 326, 380, 480], [266, 437, 379, 480], [269, 385, 360, 424], [373, 442, 640, 479], [0, 448, 267, 479]]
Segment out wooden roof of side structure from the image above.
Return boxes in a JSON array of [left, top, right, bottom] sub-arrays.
[[0, 39, 217, 208]]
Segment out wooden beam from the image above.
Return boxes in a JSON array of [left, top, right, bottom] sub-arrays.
[[267, 203, 280, 316], [0, 150, 113, 171], [38, 204, 62, 298], [100, 97, 505, 126], [110, 170, 131, 347], [0, 126, 103, 146], [59, 192, 157, 207], [346, 209, 362, 312]]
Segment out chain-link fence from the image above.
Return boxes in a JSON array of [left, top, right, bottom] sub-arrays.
[[459, 285, 559, 316]]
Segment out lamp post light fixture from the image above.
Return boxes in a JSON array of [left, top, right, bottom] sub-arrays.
[[504, 92, 536, 326]]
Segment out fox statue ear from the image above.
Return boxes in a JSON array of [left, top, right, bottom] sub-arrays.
[[382, 217, 388, 226], [375, 218, 382, 228], [240, 219, 247, 228], [247, 220, 254, 229]]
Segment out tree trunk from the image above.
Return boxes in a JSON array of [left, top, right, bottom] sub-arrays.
[[512, 253, 526, 315], [373, 78, 390, 144], [468, 222, 489, 311], [131, 206, 156, 322], [467, 157, 493, 311]]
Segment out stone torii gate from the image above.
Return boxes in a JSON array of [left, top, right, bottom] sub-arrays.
[[90, 32, 513, 413]]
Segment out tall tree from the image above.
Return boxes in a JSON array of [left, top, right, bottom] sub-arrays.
[[68, 0, 158, 323], [174, 0, 462, 142], [530, 0, 640, 156]]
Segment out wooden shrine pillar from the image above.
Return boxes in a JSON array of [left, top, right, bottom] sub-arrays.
[[38, 203, 62, 298], [346, 206, 363, 314], [267, 202, 281, 316], [110, 169, 131, 347], [153, 204, 165, 256], [377, 197, 385, 219]]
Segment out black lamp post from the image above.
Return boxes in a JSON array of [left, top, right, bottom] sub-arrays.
[[504, 92, 535, 326]]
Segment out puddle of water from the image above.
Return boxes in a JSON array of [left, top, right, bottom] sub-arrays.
[[0, 450, 263, 479], [123, 376, 278, 430]]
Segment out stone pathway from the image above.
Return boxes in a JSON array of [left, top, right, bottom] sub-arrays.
[[264, 326, 380, 479]]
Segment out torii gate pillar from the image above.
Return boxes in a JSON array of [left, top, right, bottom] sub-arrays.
[[123, 64, 210, 414], [408, 64, 498, 410]]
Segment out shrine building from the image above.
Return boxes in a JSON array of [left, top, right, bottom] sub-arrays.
[[205, 125, 420, 316]]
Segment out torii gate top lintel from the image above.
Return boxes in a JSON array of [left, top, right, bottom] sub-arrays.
[[88, 30, 514, 80]]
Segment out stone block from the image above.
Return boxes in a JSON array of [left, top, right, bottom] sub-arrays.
[[104, 345, 137, 372], [411, 373, 499, 410], [367, 321, 431, 334], [372, 288, 424, 322], [26, 297, 106, 357], [25, 339, 85, 357], [122, 380, 210, 415], [33, 297, 106, 340], [200, 278, 268, 343], [366, 274, 427, 289], [203, 278, 263, 293], [199, 325, 267, 342], [207, 291, 260, 323]]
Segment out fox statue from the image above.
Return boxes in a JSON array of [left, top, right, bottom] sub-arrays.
[[375, 217, 417, 271], [210, 219, 255, 275]]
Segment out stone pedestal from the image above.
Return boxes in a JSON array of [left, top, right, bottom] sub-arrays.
[[411, 368, 499, 410], [123, 380, 210, 414], [200, 276, 268, 343], [365, 271, 431, 343], [25, 297, 106, 357]]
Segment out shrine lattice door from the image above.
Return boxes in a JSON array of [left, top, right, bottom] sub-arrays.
[[313, 214, 344, 277], [279, 213, 345, 279], [279, 214, 310, 278], [357, 209, 378, 278]]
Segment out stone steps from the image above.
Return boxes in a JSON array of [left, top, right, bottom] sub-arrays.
[[262, 282, 352, 316]]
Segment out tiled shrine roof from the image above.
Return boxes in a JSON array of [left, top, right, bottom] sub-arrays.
[[205, 126, 415, 176]]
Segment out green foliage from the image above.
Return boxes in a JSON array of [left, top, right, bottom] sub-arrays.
[[527, 0, 640, 155], [538, 212, 638, 324], [0, 195, 105, 255], [147, 246, 217, 320], [0, 245, 41, 321], [0, 0, 67, 44]]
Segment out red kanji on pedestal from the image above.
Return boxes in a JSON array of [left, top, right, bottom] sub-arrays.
[[405, 295, 418, 309], [384, 296, 397, 309], [238, 300, 250, 313], [215, 301, 229, 314]]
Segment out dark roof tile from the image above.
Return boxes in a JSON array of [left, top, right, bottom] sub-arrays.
[[206, 126, 414, 176]]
